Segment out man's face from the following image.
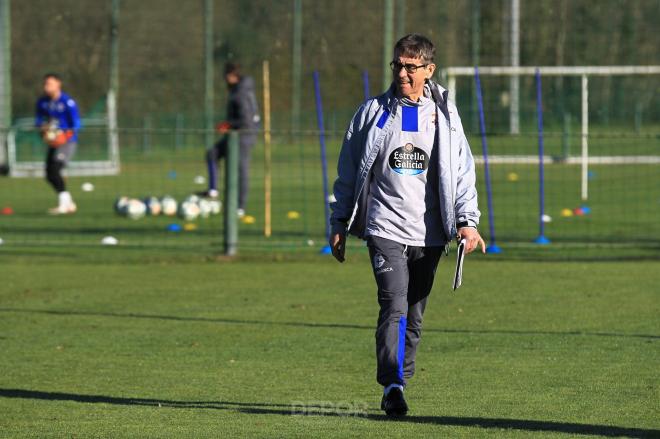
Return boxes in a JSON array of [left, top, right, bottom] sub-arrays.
[[43, 77, 62, 98], [225, 72, 239, 86], [392, 55, 435, 99]]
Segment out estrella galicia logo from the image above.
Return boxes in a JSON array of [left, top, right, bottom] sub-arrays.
[[388, 143, 429, 175]]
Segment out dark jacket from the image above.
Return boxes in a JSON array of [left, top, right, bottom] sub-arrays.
[[226, 76, 260, 131]]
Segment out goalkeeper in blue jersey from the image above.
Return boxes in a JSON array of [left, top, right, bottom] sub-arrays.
[[35, 73, 82, 215]]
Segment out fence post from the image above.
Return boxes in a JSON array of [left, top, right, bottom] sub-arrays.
[[534, 68, 550, 245], [224, 131, 239, 256], [175, 113, 183, 150], [561, 112, 571, 160], [382, 0, 394, 91], [580, 74, 589, 201], [142, 114, 151, 153], [109, 0, 119, 95], [0, 0, 11, 174], [204, 0, 214, 151], [291, 0, 302, 135]]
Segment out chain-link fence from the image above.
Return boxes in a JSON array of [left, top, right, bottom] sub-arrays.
[[0, 0, 658, 257]]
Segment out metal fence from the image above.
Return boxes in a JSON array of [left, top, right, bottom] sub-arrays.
[[0, 0, 659, 257]]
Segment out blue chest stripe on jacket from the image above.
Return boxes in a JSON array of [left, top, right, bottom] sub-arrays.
[[376, 109, 390, 129], [402, 106, 418, 132]]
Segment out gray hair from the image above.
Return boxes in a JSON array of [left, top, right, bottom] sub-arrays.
[[393, 34, 435, 63]]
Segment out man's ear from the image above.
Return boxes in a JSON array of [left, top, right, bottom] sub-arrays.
[[426, 63, 436, 79]]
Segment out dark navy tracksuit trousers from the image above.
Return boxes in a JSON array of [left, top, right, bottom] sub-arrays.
[[367, 235, 443, 387]]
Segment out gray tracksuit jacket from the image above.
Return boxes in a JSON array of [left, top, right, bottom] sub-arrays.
[[330, 80, 480, 244], [226, 76, 261, 131]]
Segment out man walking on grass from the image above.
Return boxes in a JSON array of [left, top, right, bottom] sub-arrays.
[[329, 34, 485, 417]]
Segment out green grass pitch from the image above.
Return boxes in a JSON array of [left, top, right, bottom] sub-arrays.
[[0, 130, 658, 437], [0, 249, 658, 437]]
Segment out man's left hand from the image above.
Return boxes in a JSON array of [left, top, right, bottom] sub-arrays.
[[457, 227, 486, 254]]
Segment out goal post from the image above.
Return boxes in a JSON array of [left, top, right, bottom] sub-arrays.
[[440, 65, 660, 201]]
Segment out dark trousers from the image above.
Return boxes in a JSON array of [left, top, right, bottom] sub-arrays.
[[45, 143, 76, 193], [206, 133, 256, 210], [367, 235, 443, 387]]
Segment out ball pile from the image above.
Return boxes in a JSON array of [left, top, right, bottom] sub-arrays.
[[114, 195, 222, 221]]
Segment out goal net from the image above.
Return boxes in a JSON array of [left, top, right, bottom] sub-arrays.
[[439, 65, 660, 201]]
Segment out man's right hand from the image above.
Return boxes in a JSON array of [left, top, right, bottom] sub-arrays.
[[329, 233, 346, 263]]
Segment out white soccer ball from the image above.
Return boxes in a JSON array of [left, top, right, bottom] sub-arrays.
[[114, 196, 130, 216], [144, 196, 162, 216], [126, 199, 146, 220], [208, 199, 222, 215], [101, 236, 118, 245], [184, 194, 201, 205], [198, 199, 212, 218], [81, 182, 95, 192], [160, 196, 178, 216], [542, 214, 553, 223], [178, 201, 200, 221]]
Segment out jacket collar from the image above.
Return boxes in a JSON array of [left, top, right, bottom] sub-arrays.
[[382, 80, 450, 121]]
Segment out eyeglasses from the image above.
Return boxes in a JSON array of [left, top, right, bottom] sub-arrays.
[[390, 60, 428, 74]]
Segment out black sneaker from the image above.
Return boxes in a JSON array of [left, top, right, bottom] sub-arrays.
[[380, 387, 408, 417]]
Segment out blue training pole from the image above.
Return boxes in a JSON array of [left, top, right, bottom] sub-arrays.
[[313, 71, 332, 254], [534, 68, 550, 244], [362, 70, 370, 101], [474, 67, 501, 254]]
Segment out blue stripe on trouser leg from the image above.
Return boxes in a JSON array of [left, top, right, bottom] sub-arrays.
[[397, 315, 407, 382]]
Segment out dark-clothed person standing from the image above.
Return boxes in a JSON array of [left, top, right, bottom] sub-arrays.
[[201, 62, 260, 218]]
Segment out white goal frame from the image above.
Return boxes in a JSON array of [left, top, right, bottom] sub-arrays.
[[7, 90, 120, 177], [440, 65, 660, 201]]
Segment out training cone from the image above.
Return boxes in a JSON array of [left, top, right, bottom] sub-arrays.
[[1, 206, 14, 215], [320, 244, 332, 255], [561, 208, 573, 217], [580, 205, 591, 215], [486, 243, 502, 254], [287, 211, 300, 220], [167, 223, 182, 232], [534, 235, 551, 244], [241, 215, 256, 224]]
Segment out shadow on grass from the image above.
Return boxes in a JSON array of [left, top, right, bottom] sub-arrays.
[[0, 307, 658, 340], [0, 388, 657, 438]]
